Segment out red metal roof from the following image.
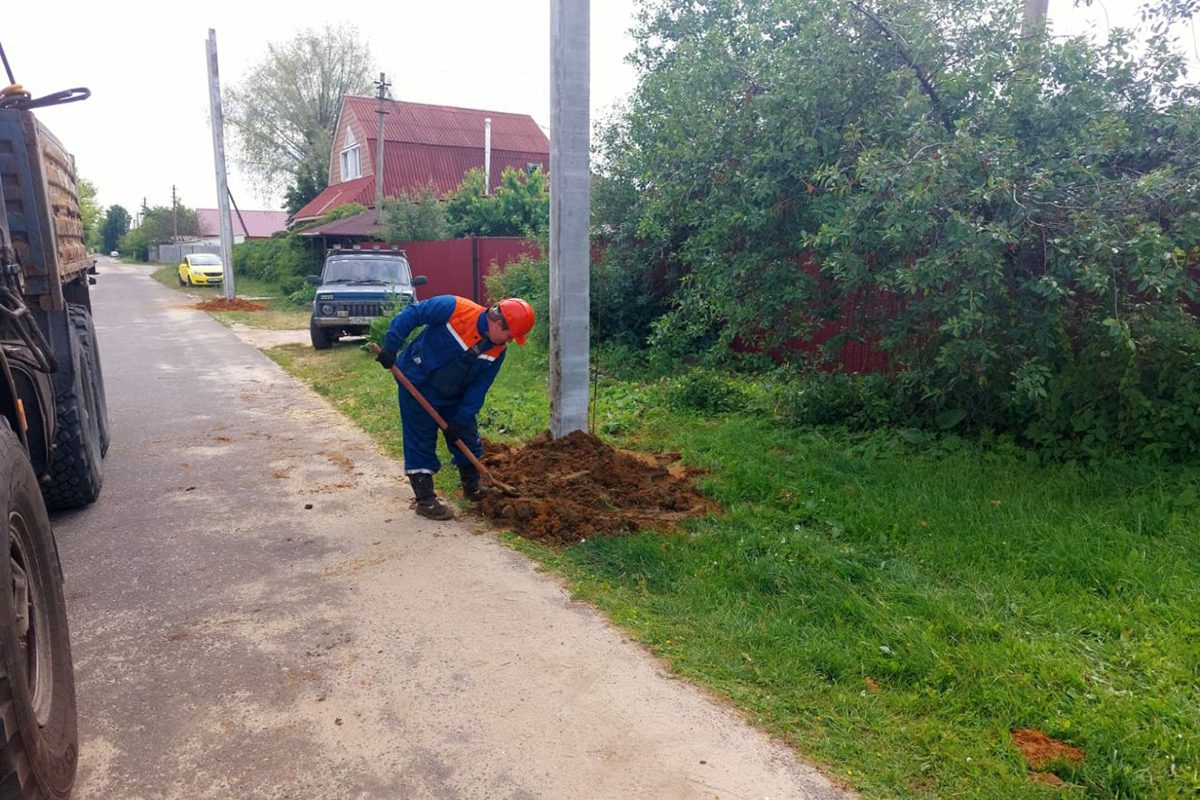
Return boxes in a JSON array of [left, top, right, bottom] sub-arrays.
[[197, 208, 289, 238], [292, 176, 374, 221], [295, 210, 386, 239], [293, 97, 549, 222], [343, 96, 548, 151], [378, 141, 547, 196]]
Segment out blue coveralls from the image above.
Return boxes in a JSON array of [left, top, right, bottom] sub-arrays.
[[381, 295, 508, 475]]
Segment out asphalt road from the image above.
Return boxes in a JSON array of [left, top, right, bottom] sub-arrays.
[[52, 259, 851, 800]]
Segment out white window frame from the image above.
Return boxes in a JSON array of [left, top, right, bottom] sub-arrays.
[[339, 129, 362, 180]]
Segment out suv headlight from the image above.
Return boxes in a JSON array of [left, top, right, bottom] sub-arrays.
[[319, 303, 335, 316]]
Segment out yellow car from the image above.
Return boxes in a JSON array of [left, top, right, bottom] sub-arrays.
[[177, 253, 225, 286]]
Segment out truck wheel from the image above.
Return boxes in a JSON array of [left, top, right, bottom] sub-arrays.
[[41, 325, 102, 511], [0, 423, 79, 800], [310, 320, 333, 350], [67, 306, 108, 458]]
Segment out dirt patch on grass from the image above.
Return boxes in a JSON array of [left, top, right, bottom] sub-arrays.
[[194, 297, 267, 312], [1011, 728, 1084, 771], [477, 430, 718, 544]]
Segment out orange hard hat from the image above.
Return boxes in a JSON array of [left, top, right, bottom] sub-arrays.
[[497, 297, 535, 345]]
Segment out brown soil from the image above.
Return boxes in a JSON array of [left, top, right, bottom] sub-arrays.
[[194, 297, 267, 311], [1011, 728, 1085, 770], [476, 430, 719, 544]]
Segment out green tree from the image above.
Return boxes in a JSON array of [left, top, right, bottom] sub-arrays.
[[100, 205, 130, 253], [118, 227, 148, 262], [382, 186, 450, 241], [283, 156, 328, 216], [443, 167, 548, 237], [596, 0, 1200, 455], [226, 25, 375, 198], [119, 202, 200, 261], [78, 178, 102, 252]]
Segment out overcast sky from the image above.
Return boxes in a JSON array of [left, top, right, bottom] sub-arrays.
[[4, 1, 1192, 216], [4, 1, 642, 215]]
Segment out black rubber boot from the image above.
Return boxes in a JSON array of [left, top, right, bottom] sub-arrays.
[[458, 464, 486, 501], [408, 473, 454, 520]]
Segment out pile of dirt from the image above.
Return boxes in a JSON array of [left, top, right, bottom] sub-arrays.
[[476, 430, 718, 544], [194, 297, 267, 312], [1011, 728, 1085, 772]]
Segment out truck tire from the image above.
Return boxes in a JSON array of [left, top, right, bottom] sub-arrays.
[[310, 319, 333, 350], [0, 423, 79, 800], [42, 325, 102, 511], [67, 306, 108, 458]]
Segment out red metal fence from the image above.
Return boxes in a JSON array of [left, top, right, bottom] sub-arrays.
[[393, 237, 539, 304], [393, 238, 899, 374]]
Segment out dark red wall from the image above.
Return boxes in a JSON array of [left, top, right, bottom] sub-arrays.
[[399, 239, 474, 300], [392, 237, 539, 304]]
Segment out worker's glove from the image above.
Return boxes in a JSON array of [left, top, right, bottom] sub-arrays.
[[375, 347, 397, 370], [443, 420, 468, 446]]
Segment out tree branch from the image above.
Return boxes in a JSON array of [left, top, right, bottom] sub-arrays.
[[848, 1, 956, 134]]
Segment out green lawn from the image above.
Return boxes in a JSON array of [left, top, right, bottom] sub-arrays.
[[151, 267, 310, 330], [263, 340, 1198, 800]]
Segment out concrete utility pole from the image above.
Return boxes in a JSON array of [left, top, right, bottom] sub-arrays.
[[171, 184, 178, 242], [206, 29, 236, 299], [1022, 0, 1049, 36], [549, 0, 591, 438], [374, 73, 390, 225]]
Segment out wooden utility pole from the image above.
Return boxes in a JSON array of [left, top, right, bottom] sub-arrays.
[[206, 29, 235, 299], [171, 184, 178, 241], [549, 0, 591, 438], [374, 73, 390, 225]]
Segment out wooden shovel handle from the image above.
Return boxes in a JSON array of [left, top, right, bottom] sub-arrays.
[[370, 343, 516, 494]]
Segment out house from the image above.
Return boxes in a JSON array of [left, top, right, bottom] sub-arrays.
[[195, 208, 289, 244], [292, 97, 550, 224]]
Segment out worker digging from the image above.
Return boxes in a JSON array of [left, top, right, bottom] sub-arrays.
[[374, 294, 535, 519], [373, 293, 718, 539]]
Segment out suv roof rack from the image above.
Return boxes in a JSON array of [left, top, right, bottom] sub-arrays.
[[326, 244, 408, 257]]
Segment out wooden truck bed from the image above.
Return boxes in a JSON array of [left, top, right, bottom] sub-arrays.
[[0, 108, 89, 309]]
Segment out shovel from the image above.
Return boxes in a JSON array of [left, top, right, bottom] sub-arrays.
[[369, 343, 520, 497]]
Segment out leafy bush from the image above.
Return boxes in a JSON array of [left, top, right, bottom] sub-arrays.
[[233, 232, 322, 298], [662, 368, 748, 414], [366, 290, 413, 346], [485, 252, 550, 349], [368, 312, 391, 346], [287, 281, 316, 307], [444, 167, 548, 237], [1024, 311, 1200, 459], [762, 368, 922, 430], [382, 187, 450, 241], [593, 0, 1200, 458]]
